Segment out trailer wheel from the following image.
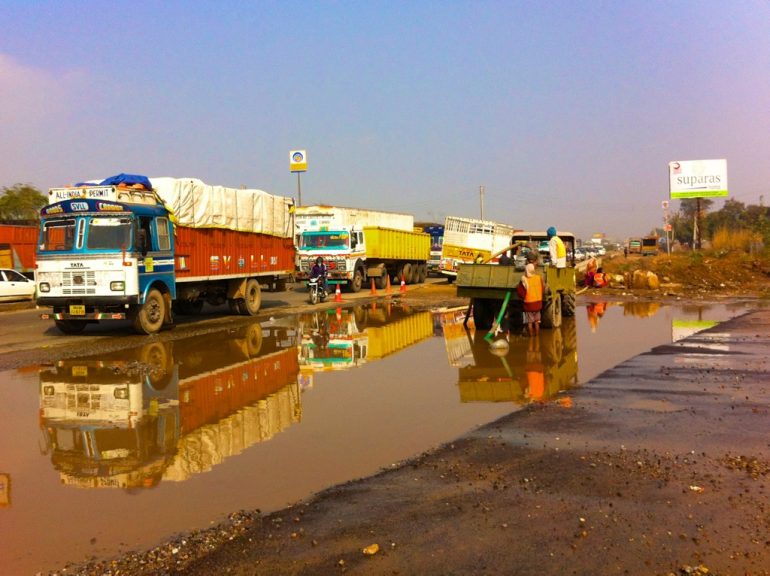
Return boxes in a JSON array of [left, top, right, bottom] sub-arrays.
[[241, 279, 262, 316], [243, 323, 263, 357], [374, 272, 388, 289], [55, 319, 87, 335], [541, 292, 562, 329], [132, 288, 166, 334], [417, 263, 427, 283], [561, 292, 576, 317], [228, 298, 242, 314], [401, 263, 413, 285], [350, 268, 364, 293]]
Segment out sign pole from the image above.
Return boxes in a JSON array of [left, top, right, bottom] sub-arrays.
[[297, 172, 302, 207]]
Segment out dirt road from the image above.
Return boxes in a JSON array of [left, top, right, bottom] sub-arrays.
[[51, 306, 770, 576]]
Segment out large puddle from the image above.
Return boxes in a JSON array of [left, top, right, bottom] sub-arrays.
[[0, 300, 752, 574]]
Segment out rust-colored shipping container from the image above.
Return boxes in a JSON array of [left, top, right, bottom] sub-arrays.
[[0, 224, 37, 272], [173, 226, 295, 281]]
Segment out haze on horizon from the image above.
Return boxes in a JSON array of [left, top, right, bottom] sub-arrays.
[[1, 1, 768, 240]]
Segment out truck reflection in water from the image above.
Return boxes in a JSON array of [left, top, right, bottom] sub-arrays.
[[298, 302, 435, 378], [440, 308, 578, 404], [39, 323, 300, 490]]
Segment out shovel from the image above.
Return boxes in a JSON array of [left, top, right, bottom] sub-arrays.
[[484, 290, 511, 342]]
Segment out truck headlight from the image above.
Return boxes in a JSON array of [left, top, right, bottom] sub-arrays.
[[39, 282, 50, 293], [114, 387, 129, 399], [110, 281, 125, 291]]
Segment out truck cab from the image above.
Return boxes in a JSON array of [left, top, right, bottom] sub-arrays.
[[36, 187, 175, 335]]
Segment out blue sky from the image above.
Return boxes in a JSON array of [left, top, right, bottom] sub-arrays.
[[1, 0, 768, 239]]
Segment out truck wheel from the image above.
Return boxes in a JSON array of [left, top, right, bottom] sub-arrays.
[[374, 272, 387, 289], [541, 293, 562, 329], [561, 292, 576, 317], [243, 323, 263, 357], [417, 263, 427, 283], [133, 288, 166, 334], [228, 298, 242, 314], [242, 279, 262, 316], [401, 263, 413, 285], [445, 275, 455, 284], [350, 269, 363, 292], [55, 319, 87, 335], [409, 263, 420, 284]]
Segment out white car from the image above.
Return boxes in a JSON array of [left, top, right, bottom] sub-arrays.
[[0, 268, 36, 302]]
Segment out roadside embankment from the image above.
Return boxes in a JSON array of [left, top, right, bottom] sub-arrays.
[[56, 308, 770, 576]]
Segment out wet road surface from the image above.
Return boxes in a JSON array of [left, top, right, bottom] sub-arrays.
[[0, 299, 757, 574]]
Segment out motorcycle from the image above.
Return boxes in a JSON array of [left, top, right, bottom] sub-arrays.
[[307, 275, 328, 304]]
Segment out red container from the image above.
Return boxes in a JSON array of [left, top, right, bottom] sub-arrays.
[[174, 226, 295, 280], [0, 224, 38, 271]]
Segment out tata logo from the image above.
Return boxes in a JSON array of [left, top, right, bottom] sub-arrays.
[[69, 263, 85, 268], [71, 202, 89, 211]]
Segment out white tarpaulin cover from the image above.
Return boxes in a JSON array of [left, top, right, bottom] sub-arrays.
[[150, 177, 294, 239]]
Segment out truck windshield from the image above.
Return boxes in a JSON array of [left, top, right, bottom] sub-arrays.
[[87, 217, 132, 250], [40, 219, 77, 252], [301, 231, 350, 250]]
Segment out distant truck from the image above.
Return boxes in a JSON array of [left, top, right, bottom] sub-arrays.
[[416, 222, 444, 275], [455, 230, 578, 330], [439, 216, 516, 283], [294, 205, 430, 292], [35, 175, 295, 335], [627, 237, 642, 255], [0, 223, 37, 276], [641, 236, 659, 256]]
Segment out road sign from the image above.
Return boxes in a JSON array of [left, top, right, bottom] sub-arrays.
[[290, 150, 307, 173], [669, 159, 728, 199]]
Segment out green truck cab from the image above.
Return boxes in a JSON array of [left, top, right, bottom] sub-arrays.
[[455, 231, 577, 330]]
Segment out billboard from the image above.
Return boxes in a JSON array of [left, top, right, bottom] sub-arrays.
[[669, 159, 728, 199], [289, 150, 308, 173]]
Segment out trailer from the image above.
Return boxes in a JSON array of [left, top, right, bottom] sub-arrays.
[[0, 223, 37, 276], [438, 216, 516, 282], [35, 175, 295, 334], [294, 205, 430, 292]]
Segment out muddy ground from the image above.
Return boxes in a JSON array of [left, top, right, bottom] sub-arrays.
[[46, 255, 770, 576]]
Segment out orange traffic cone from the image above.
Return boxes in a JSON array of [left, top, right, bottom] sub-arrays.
[[334, 283, 342, 302], [400, 275, 406, 293], [370, 277, 377, 294], [385, 274, 392, 294]]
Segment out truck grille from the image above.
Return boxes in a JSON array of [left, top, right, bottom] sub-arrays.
[[62, 271, 97, 295]]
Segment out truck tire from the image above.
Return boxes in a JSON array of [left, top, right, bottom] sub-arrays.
[[55, 319, 87, 335], [132, 288, 166, 334], [374, 272, 388, 289], [241, 279, 262, 316], [140, 342, 173, 390], [409, 262, 420, 284], [541, 292, 562, 329], [350, 268, 364, 293], [401, 263, 413, 285], [561, 292, 576, 317], [417, 263, 427, 283]]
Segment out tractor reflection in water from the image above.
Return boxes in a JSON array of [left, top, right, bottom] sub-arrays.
[[440, 308, 578, 405]]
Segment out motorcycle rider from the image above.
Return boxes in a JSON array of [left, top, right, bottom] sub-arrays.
[[310, 256, 328, 295]]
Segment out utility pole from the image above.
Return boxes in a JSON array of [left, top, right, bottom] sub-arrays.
[[479, 185, 485, 220]]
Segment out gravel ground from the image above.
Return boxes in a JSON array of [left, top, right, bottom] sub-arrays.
[[49, 305, 770, 576]]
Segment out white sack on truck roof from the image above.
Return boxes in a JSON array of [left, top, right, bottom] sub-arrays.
[[150, 177, 293, 239]]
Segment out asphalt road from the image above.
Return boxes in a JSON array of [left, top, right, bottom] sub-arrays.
[[0, 278, 445, 370]]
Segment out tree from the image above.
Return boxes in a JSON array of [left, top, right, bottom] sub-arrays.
[[0, 184, 48, 221]]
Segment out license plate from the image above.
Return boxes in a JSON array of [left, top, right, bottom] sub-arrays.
[[72, 366, 88, 377], [69, 305, 86, 316]]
